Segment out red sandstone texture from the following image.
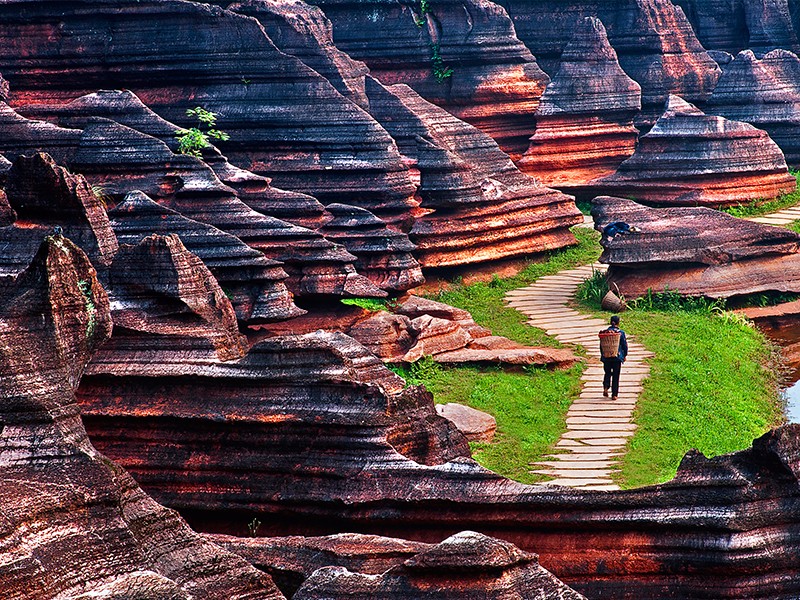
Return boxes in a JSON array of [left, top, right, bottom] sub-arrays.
[[592, 195, 800, 298], [519, 17, 641, 188], [706, 49, 800, 165], [300, 0, 551, 158], [498, 0, 721, 125], [595, 95, 796, 207], [0, 234, 283, 600]]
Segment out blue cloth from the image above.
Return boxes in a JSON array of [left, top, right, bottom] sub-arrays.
[[600, 326, 628, 362], [603, 221, 632, 238]]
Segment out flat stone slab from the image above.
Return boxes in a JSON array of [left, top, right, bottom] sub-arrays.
[[436, 403, 496, 443]]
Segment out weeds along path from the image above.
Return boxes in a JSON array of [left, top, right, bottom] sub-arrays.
[[505, 264, 653, 491]]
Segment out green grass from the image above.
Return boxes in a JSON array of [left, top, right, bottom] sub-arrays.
[[722, 171, 800, 218], [614, 310, 783, 488], [429, 228, 601, 347], [788, 219, 800, 234], [393, 358, 583, 484]]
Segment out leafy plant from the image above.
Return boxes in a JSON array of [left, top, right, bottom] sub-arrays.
[[175, 106, 230, 157], [91, 184, 111, 209], [414, 0, 430, 26], [430, 42, 453, 83], [575, 269, 609, 310]]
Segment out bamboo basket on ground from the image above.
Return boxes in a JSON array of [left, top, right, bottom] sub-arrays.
[[599, 331, 621, 358], [601, 282, 627, 313]]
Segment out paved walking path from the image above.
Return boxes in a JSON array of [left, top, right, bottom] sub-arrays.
[[505, 263, 653, 491], [747, 206, 800, 226]]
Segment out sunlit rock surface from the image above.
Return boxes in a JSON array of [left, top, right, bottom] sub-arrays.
[[595, 95, 796, 207], [519, 17, 641, 189], [592, 195, 800, 298]]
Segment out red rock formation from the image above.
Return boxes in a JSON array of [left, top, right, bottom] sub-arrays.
[[293, 532, 586, 599], [110, 191, 304, 323], [19, 89, 333, 231], [365, 79, 582, 268], [519, 17, 641, 189], [595, 95, 797, 207], [300, 0, 551, 158], [706, 49, 800, 165], [318, 203, 425, 292], [0, 0, 418, 230], [348, 295, 579, 366], [0, 101, 81, 164], [72, 117, 385, 298], [6, 152, 118, 267], [0, 233, 282, 600], [675, 0, 799, 55], [209, 533, 431, 596], [592, 195, 800, 298], [498, 0, 721, 124]]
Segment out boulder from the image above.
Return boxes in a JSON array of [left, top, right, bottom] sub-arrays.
[[706, 49, 800, 165], [293, 532, 585, 599], [592, 195, 800, 298], [595, 95, 796, 207], [436, 403, 497, 442], [519, 17, 641, 189]]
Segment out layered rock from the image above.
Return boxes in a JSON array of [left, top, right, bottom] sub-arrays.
[[19, 89, 332, 231], [294, 532, 586, 600], [519, 17, 641, 188], [0, 101, 81, 164], [348, 295, 579, 366], [317, 203, 424, 292], [0, 0, 418, 229], [110, 191, 303, 323], [595, 95, 797, 207], [498, 0, 721, 124], [706, 49, 800, 165], [592, 195, 800, 298], [303, 0, 551, 158], [0, 233, 282, 600], [675, 0, 799, 55], [366, 79, 582, 268], [71, 117, 384, 298], [209, 533, 431, 596]]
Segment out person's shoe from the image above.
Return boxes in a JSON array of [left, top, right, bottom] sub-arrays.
[[612, 395, 618, 401], [603, 388, 609, 397]]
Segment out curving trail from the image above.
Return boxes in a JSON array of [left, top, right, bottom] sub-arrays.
[[505, 263, 653, 491]]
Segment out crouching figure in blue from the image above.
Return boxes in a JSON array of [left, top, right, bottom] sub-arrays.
[[601, 315, 628, 400]]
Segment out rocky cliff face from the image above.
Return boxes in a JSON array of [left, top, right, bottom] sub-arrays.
[[519, 17, 641, 189], [595, 95, 796, 206], [0, 234, 283, 600], [499, 0, 721, 125]]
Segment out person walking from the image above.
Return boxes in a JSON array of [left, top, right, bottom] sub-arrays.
[[600, 315, 627, 400]]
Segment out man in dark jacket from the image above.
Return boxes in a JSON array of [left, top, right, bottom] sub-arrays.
[[601, 315, 628, 400]]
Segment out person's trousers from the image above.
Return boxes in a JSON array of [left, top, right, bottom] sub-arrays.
[[603, 358, 622, 397]]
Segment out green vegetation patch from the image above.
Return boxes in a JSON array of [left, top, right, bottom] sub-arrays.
[[615, 309, 783, 488], [393, 358, 583, 484], [722, 171, 800, 218]]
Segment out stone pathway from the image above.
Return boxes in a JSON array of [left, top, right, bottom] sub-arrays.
[[747, 206, 800, 226], [505, 263, 653, 491]]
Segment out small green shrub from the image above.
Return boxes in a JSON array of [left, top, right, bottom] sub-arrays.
[[575, 269, 609, 310], [429, 42, 453, 83], [175, 106, 230, 157], [341, 297, 394, 312]]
